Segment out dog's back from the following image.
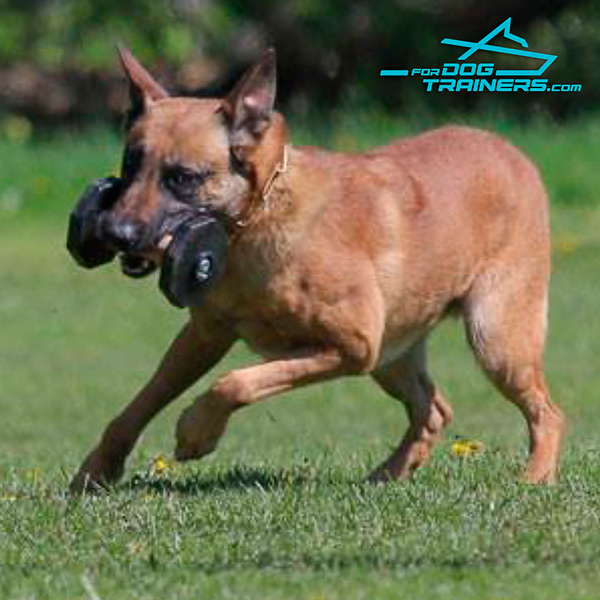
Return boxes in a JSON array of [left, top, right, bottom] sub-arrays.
[[275, 126, 549, 343]]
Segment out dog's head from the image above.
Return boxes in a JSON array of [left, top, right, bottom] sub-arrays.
[[103, 46, 286, 276]]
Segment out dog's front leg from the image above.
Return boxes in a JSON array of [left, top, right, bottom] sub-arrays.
[[70, 317, 236, 493], [175, 349, 355, 461]]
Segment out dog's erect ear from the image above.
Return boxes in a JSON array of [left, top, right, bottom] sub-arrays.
[[222, 48, 277, 158], [117, 46, 169, 126]]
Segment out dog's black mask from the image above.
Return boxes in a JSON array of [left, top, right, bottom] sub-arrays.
[[66, 177, 229, 308]]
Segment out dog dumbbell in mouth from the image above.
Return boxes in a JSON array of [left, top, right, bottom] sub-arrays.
[[67, 178, 229, 309], [158, 211, 228, 309]]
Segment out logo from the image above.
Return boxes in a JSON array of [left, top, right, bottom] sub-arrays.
[[381, 18, 581, 93]]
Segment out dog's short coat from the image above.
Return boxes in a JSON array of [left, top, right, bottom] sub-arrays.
[[70, 48, 565, 492]]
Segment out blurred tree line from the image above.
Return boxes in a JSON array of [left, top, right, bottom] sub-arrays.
[[0, 0, 597, 126]]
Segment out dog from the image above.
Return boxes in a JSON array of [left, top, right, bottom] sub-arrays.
[[69, 47, 565, 493]]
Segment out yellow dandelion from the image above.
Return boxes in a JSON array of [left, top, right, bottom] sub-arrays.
[[150, 453, 173, 476], [452, 439, 485, 458]]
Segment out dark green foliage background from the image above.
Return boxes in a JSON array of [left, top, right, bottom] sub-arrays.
[[0, 0, 598, 118]]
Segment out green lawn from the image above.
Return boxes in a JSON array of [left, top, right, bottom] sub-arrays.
[[1, 118, 600, 599]]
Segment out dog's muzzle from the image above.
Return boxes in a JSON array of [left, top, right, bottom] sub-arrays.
[[66, 177, 229, 309]]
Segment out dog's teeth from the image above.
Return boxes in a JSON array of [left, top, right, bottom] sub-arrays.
[[118, 254, 156, 278], [158, 234, 173, 251]]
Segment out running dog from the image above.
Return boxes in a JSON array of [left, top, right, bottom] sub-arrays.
[[70, 48, 564, 492]]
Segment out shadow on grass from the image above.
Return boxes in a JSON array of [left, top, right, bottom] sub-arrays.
[[123, 464, 351, 496]]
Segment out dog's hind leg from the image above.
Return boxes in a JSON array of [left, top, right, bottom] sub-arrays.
[[368, 340, 453, 482], [463, 266, 565, 483], [69, 318, 235, 493]]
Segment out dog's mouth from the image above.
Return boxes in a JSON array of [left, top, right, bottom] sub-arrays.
[[116, 217, 178, 280], [119, 253, 158, 279], [93, 205, 228, 307], [115, 212, 191, 280]]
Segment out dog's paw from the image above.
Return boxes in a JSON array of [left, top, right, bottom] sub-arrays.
[[366, 460, 412, 485], [69, 450, 124, 495], [366, 466, 395, 485], [174, 399, 230, 461]]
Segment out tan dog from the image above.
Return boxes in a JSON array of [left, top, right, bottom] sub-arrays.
[[70, 48, 565, 492]]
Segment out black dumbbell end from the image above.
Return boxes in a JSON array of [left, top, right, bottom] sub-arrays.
[[66, 178, 121, 269], [159, 213, 228, 308]]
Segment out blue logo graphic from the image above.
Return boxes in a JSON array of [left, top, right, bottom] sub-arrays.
[[380, 18, 580, 93], [440, 18, 556, 76]]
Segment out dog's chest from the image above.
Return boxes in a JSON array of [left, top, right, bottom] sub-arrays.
[[236, 318, 311, 357], [233, 302, 319, 358], [213, 274, 328, 357]]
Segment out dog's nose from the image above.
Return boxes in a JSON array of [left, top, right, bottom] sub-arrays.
[[103, 217, 145, 252]]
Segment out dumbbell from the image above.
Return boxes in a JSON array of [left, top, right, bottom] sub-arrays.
[[67, 176, 229, 309], [158, 210, 229, 308], [67, 177, 121, 268]]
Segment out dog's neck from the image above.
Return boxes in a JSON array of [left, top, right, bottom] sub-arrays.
[[232, 113, 291, 230], [259, 143, 289, 206], [253, 113, 289, 196]]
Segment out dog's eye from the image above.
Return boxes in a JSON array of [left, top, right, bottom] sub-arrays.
[[163, 166, 212, 198], [168, 169, 197, 188]]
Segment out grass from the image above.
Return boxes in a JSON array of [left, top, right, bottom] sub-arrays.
[[1, 116, 600, 599]]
